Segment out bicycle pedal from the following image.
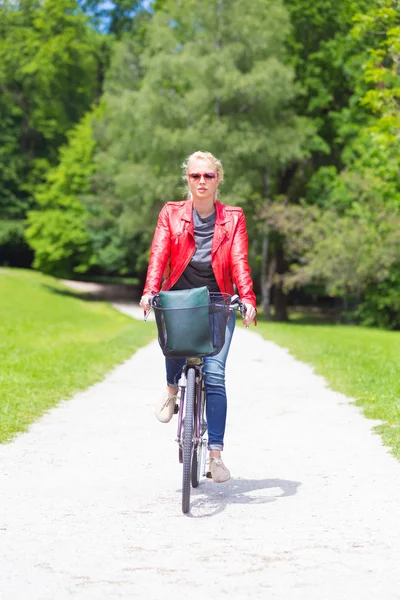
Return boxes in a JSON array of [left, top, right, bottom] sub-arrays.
[[206, 471, 212, 479], [174, 404, 179, 414]]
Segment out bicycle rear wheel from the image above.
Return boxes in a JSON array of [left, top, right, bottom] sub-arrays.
[[182, 366, 196, 514]]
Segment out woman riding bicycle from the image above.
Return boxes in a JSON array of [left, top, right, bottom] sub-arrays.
[[140, 151, 256, 483]]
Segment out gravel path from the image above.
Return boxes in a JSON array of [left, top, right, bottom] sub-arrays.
[[1, 303, 400, 599]]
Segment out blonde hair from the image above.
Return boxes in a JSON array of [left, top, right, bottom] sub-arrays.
[[181, 150, 224, 199]]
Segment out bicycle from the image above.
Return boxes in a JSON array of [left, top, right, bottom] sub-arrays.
[[146, 291, 246, 514]]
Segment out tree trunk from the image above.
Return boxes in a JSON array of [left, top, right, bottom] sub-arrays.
[[261, 229, 279, 320], [263, 253, 276, 320], [260, 166, 272, 317], [260, 228, 268, 318], [268, 164, 298, 322], [273, 245, 288, 322]]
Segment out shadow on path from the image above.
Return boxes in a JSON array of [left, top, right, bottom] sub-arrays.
[[41, 280, 141, 303], [41, 283, 101, 302], [181, 477, 301, 518]]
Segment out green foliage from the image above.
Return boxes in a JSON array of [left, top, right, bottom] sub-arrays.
[[263, 198, 400, 310], [0, 0, 102, 181], [0, 0, 106, 265], [357, 266, 400, 330], [25, 110, 101, 276], [25, 102, 138, 277], [0, 221, 25, 247], [314, 0, 400, 202], [0, 268, 156, 442], [88, 0, 313, 276], [261, 0, 400, 327], [251, 0, 379, 320], [281, 0, 375, 200]]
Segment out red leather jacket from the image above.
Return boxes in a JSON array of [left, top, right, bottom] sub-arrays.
[[143, 199, 256, 308]]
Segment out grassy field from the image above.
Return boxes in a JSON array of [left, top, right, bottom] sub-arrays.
[[0, 268, 156, 443], [255, 313, 400, 458]]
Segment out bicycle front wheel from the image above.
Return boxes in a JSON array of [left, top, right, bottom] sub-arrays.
[[192, 384, 206, 488], [182, 366, 196, 514]]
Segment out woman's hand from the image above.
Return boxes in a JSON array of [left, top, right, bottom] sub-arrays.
[[242, 303, 256, 327], [139, 294, 153, 312]]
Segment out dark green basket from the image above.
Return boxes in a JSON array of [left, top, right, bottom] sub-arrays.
[[153, 288, 231, 358]]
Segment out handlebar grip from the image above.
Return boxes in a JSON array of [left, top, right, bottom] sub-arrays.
[[229, 295, 247, 318], [239, 302, 247, 318]]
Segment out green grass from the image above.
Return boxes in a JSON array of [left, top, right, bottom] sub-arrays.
[[255, 313, 400, 458], [0, 268, 156, 443]]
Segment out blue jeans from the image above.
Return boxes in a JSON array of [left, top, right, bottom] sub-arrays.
[[165, 312, 236, 451]]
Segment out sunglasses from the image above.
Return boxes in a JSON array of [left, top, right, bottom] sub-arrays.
[[188, 172, 216, 181]]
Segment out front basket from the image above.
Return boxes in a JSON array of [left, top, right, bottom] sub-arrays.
[[152, 292, 231, 358]]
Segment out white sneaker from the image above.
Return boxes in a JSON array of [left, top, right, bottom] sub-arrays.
[[155, 392, 178, 423], [209, 457, 231, 483]]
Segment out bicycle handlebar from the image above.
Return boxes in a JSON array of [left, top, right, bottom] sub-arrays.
[[144, 293, 247, 322], [228, 294, 247, 318]]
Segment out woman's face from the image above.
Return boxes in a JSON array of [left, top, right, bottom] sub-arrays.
[[187, 158, 219, 203]]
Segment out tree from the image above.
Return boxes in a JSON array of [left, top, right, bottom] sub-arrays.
[[260, 1, 400, 328], [84, 0, 313, 282], [25, 110, 101, 276], [262, 198, 400, 324], [255, 0, 377, 319], [0, 0, 105, 265]]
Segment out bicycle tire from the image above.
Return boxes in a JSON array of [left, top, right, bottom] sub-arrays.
[[182, 366, 196, 514], [191, 448, 200, 488], [192, 385, 206, 488]]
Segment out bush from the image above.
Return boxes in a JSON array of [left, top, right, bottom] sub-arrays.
[[357, 266, 400, 329], [0, 220, 33, 267]]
